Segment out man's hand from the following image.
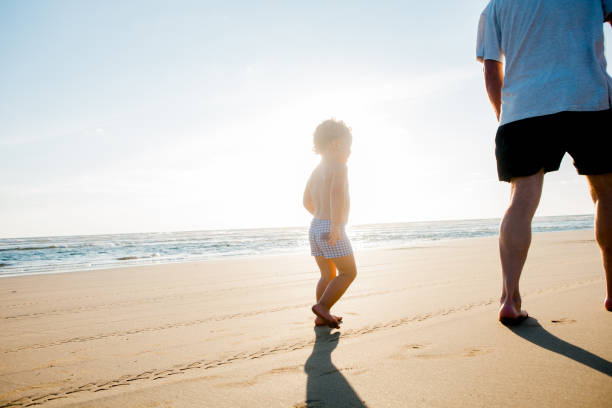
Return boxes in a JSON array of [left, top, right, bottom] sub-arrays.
[[327, 224, 341, 247], [484, 59, 504, 122]]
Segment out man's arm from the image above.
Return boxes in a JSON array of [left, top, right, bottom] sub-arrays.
[[483, 59, 504, 122]]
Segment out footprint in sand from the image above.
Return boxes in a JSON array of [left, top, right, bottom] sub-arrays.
[[221, 365, 302, 388], [294, 402, 324, 408], [551, 318, 576, 324], [404, 344, 425, 350], [391, 344, 427, 360], [416, 346, 493, 359], [268, 365, 302, 375], [463, 347, 493, 357]]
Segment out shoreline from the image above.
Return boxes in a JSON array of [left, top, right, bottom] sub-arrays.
[[0, 227, 596, 279]]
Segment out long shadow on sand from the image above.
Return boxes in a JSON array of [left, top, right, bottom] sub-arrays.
[[304, 327, 368, 408], [509, 317, 612, 377]]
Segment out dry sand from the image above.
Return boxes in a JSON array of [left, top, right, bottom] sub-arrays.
[[1, 230, 610, 407]]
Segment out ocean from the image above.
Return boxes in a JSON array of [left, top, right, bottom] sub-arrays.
[[0, 215, 594, 277]]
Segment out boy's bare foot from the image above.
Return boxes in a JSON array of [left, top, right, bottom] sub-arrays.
[[498, 302, 528, 326], [605, 298, 612, 312], [312, 304, 340, 329], [315, 315, 342, 326]]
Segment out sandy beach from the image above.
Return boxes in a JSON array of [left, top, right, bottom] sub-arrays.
[[1, 229, 610, 407]]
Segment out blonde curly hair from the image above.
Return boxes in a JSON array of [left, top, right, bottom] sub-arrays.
[[312, 118, 352, 154]]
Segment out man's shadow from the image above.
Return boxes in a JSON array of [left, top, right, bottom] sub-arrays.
[[304, 327, 368, 408], [509, 317, 611, 376]]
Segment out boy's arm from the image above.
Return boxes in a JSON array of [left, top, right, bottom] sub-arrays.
[[303, 180, 315, 215], [328, 164, 347, 246]]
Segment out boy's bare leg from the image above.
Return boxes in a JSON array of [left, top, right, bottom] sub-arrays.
[[313, 257, 343, 325], [312, 254, 357, 328], [499, 171, 543, 322], [586, 173, 612, 311], [315, 257, 336, 302]]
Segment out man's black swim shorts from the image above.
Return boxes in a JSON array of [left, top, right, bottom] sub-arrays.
[[495, 109, 612, 182]]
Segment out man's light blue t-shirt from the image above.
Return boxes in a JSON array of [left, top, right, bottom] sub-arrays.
[[476, 0, 612, 126]]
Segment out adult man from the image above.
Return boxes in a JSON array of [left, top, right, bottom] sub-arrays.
[[476, 0, 612, 325]]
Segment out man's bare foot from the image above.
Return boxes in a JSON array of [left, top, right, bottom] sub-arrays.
[[499, 302, 528, 326], [605, 298, 612, 312], [315, 315, 342, 326], [312, 304, 340, 329]]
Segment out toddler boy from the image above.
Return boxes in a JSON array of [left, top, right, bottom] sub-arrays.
[[303, 119, 357, 329]]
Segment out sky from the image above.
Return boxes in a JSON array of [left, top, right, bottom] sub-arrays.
[[1, 0, 611, 238]]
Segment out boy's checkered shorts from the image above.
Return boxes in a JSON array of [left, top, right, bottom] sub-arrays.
[[309, 218, 353, 259]]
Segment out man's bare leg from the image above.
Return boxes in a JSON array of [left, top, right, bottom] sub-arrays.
[[312, 254, 357, 328], [313, 257, 343, 326], [499, 171, 544, 322], [586, 173, 612, 311]]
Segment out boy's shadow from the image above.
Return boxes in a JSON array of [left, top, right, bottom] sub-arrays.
[[509, 317, 611, 376], [304, 327, 368, 408]]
